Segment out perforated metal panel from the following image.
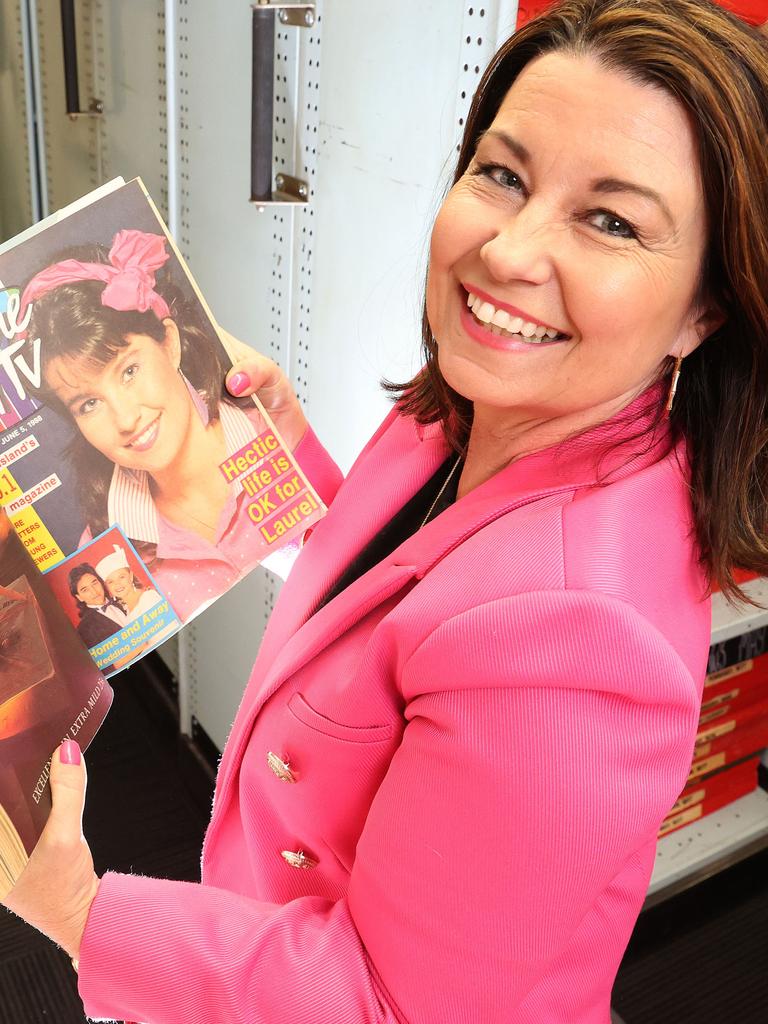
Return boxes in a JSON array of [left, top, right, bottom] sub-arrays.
[[0, 0, 36, 237], [90, 0, 167, 211], [176, 2, 523, 748], [34, 0, 101, 211]]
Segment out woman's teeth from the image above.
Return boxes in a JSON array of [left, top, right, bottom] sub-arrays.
[[129, 419, 159, 449], [466, 292, 564, 342]]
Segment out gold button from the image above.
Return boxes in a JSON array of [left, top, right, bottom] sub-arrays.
[[281, 849, 317, 869], [267, 751, 296, 783]]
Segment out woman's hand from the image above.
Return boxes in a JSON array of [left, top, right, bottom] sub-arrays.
[[1, 741, 99, 962], [219, 328, 309, 451]]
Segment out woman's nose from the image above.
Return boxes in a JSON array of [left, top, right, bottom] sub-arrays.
[[110, 398, 142, 435], [479, 204, 556, 286]]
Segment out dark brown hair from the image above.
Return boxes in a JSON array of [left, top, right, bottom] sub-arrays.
[[67, 562, 123, 620], [385, 0, 768, 603]]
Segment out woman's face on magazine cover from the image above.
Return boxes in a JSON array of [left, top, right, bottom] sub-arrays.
[[44, 319, 196, 475], [426, 51, 721, 430], [104, 567, 135, 601], [75, 573, 106, 606]]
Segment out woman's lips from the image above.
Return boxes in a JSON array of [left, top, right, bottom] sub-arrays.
[[458, 299, 568, 353], [127, 415, 161, 453]]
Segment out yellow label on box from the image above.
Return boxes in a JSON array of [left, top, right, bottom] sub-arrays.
[[705, 660, 753, 687], [688, 751, 726, 782], [701, 688, 740, 714], [698, 705, 730, 726], [695, 718, 737, 745], [669, 787, 706, 816], [659, 803, 703, 837]]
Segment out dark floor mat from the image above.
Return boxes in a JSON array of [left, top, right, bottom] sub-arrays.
[[613, 844, 768, 1024], [0, 664, 210, 1024]]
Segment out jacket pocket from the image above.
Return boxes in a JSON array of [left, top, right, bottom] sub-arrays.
[[288, 691, 394, 744]]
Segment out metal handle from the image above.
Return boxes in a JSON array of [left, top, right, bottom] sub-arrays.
[[249, 3, 314, 208], [251, 4, 276, 203], [60, 0, 102, 119], [60, 0, 80, 116]]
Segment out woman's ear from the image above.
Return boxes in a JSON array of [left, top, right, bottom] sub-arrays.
[[161, 318, 183, 370], [673, 300, 726, 360], [695, 302, 726, 345]]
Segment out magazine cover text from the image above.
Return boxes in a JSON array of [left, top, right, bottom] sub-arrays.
[[0, 180, 324, 674]]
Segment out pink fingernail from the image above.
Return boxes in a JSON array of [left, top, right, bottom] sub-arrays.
[[228, 371, 250, 396], [60, 739, 81, 765]]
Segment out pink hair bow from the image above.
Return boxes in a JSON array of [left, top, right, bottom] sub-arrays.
[[20, 229, 171, 321]]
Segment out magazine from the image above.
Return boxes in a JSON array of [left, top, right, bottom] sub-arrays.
[[0, 176, 326, 676], [0, 511, 112, 897]]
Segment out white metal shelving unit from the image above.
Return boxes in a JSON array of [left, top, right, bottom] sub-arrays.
[[646, 580, 768, 906], [710, 577, 768, 645], [648, 788, 768, 907]]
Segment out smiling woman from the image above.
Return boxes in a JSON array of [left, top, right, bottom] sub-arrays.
[[21, 230, 283, 621], [426, 47, 719, 497], [7, 3, 768, 1024], [389, 0, 768, 601]]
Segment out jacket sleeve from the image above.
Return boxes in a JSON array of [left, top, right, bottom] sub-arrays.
[[77, 589, 701, 1024], [292, 424, 345, 508], [291, 406, 400, 511]]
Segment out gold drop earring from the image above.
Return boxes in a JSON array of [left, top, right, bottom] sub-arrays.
[[665, 354, 683, 417]]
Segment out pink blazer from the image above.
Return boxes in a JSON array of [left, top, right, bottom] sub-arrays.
[[78, 386, 711, 1024]]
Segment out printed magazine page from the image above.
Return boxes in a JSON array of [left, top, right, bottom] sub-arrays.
[[0, 178, 326, 675], [0, 510, 112, 898]]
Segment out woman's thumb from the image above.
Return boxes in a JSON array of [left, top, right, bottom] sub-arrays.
[[45, 741, 87, 844]]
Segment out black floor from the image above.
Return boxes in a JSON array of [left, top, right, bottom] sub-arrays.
[[1, 660, 767, 1023], [613, 841, 768, 1023]]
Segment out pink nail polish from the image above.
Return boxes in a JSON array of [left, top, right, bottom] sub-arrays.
[[60, 739, 81, 765], [228, 371, 250, 396]]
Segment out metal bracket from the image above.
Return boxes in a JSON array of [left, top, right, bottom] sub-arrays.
[[251, 172, 309, 211], [253, 0, 315, 24], [277, 5, 315, 28], [67, 98, 104, 121]]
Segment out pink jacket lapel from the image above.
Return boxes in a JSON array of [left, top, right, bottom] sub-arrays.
[[250, 412, 448, 676], [216, 386, 674, 802]]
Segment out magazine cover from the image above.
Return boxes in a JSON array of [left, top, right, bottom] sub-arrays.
[[0, 177, 326, 674], [0, 509, 112, 898]]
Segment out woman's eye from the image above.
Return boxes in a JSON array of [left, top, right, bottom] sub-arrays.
[[588, 211, 638, 240], [472, 162, 524, 192], [76, 397, 99, 417], [122, 362, 140, 383]]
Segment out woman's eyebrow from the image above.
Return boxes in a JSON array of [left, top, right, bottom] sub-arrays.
[[591, 176, 675, 230], [477, 128, 676, 229], [478, 128, 533, 166]]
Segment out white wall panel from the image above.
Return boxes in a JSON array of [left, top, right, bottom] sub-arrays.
[[92, 0, 167, 212], [35, 0, 101, 212], [177, 2, 523, 746], [304, 1, 519, 472]]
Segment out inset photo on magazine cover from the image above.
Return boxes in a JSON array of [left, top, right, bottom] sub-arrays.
[[42, 526, 181, 674], [0, 178, 325, 673]]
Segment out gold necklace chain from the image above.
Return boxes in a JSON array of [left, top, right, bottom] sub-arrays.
[[419, 455, 463, 530]]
